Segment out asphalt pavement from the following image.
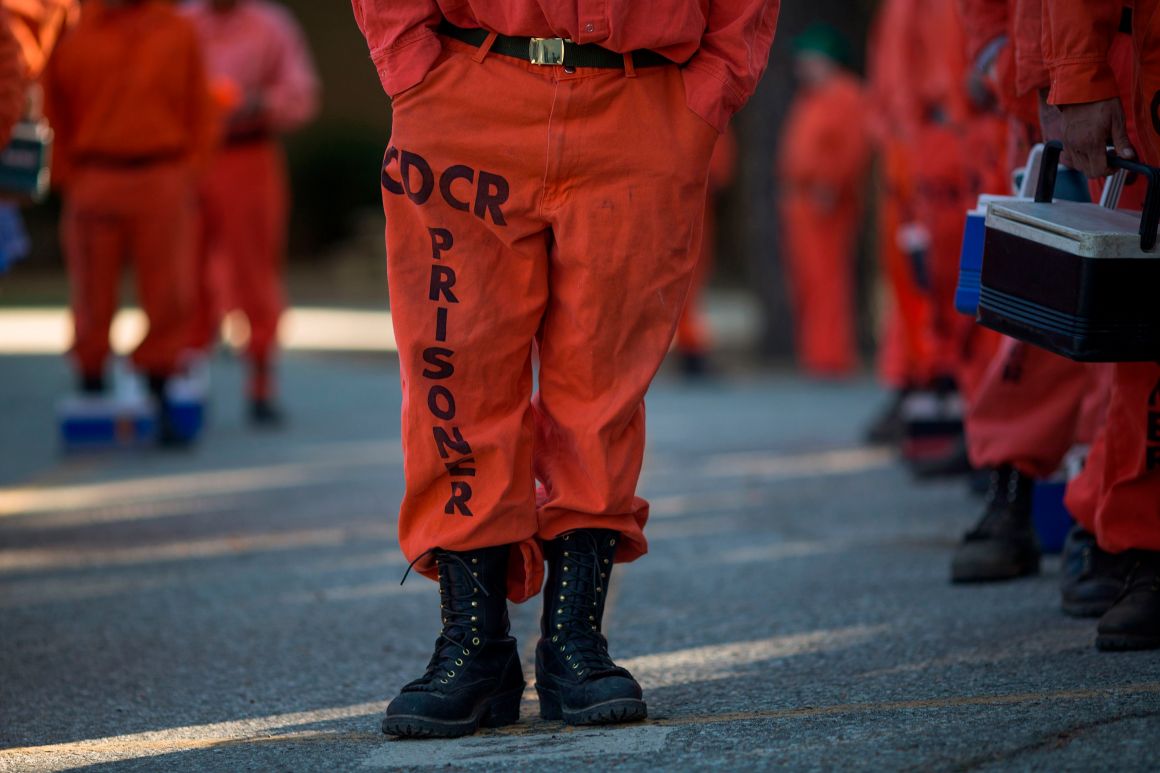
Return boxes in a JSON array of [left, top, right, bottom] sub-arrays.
[[1, 350, 1158, 772]]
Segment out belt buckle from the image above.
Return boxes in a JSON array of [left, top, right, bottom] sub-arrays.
[[529, 37, 566, 66]]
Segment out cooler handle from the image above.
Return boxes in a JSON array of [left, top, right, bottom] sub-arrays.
[[1033, 140, 1160, 251], [1105, 151, 1160, 252]]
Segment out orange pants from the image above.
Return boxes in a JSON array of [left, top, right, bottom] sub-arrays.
[[674, 196, 714, 356], [780, 194, 859, 377], [1065, 364, 1160, 553], [875, 141, 934, 389], [966, 337, 1111, 479], [193, 141, 289, 399], [382, 40, 717, 603], [62, 162, 196, 379], [1063, 20, 1160, 554]]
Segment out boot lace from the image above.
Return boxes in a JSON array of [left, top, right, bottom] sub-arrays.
[[967, 468, 1023, 539], [401, 549, 490, 689], [549, 534, 619, 680]]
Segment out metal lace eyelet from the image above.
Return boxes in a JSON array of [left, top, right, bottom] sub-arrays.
[[471, 616, 478, 622], [609, 538, 616, 546], [597, 587, 603, 593], [603, 559, 610, 565], [472, 571, 479, 577], [563, 551, 569, 557], [556, 623, 563, 630], [562, 581, 568, 587], [463, 649, 470, 655], [565, 654, 572, 661], [557, 608, 564, 615], [559, 595, 565, 601], [563, 565, 570, 572], [471, 600, 478, 607], [455, 658, 464, 666], [578, 670, 585, 677], [441, 678, 449, 684], [447, 671, 455, 677], [572, 662, 579, 669], [563, 535, 570, 541], [559, 644, 565, 651], [472, 637, 480, 645], [601, 573, 606, 579], [589, 615, 595, 621], [471, 558, 478, 564], [551, 635, 558, 642]]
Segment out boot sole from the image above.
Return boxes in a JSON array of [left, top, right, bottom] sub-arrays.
[[1096, 633, 1160, 652], [536, 685, 647, 726], [951, 563, 1039, 584], [382, 687, 523, 739]]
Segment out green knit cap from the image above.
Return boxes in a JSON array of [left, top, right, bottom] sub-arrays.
[[793, 23, 851, 68]]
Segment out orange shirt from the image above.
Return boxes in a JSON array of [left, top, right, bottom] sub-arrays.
[[4, 0, 76, 79], [44, 0, 214, 186], [778, 72, 871, 199], [350, 0, 781, 132], [0, 8, 22, 144]]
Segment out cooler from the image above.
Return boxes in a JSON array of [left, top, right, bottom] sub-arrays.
[[978, 142, 1160, 361]]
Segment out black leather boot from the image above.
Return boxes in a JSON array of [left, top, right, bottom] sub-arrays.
[[1096, 551, 1160, 651], [146, 374, 192, 448], [951, 466, 1040, 583], [1060, 526, 1129, 618], [382, 546, 525, 738], [535, 529, 646, 726]]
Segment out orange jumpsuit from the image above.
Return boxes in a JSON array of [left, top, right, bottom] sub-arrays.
[[184, 0, 320, 401], [675, 128, 736, 360], [44, 0, 214, 382], [777, 72, 870, 377], [1044, 0, 1160, 553], [867, 0, 967, 389], [354, 0, 780, 602], [959, 0, 1124, 483]]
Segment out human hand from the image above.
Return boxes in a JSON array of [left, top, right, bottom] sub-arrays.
[[1037, 89, 1066, 144], [1058, 98, 1134, 176]]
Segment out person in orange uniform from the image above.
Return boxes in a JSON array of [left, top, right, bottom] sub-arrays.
[[44, 0, 214, 442], [184, 0, 320, 426], [949, 0, 1129, 590], [862, 0, 978, 441], [674, 127, 736, 377], [776, 24, 870, 378], [353, 0, 780, 738], [1044, 0, 1160, 651], [0, 0, 74, 144]]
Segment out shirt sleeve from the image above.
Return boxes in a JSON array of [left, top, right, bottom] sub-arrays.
[[350, 0, 442, 98], [1043, 0, 1120, 106], [261, 6, 320, 132], [680, 0, 780, 132], [0, 8, 26, 147]]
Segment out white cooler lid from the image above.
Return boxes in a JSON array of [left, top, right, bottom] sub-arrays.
[[986, 200, 1155, 259]]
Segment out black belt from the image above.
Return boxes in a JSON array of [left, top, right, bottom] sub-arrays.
[[437, 21, 672, 69], [75, 151, 183, 169]]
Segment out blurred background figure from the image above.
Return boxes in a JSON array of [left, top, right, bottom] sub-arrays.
[[0, 0, 75, 275], [776, 23, 870, 379], [674, 127, 736, 379], [184, 0, 320, 427], [0, 0, 73, 144], [44, 0, 214, 443]]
